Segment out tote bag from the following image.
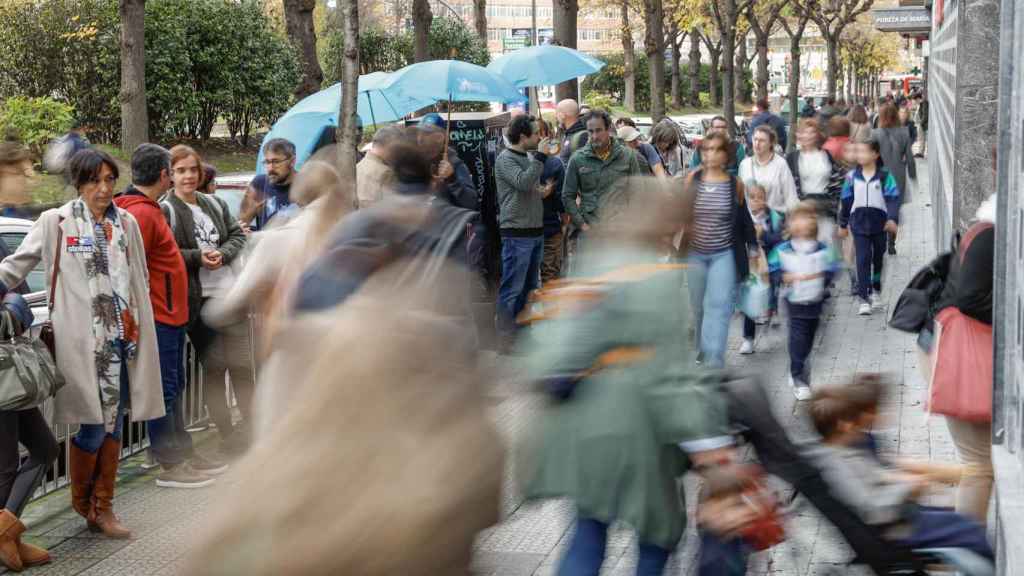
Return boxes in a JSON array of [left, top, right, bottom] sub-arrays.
[[927, 306, 993, 422]]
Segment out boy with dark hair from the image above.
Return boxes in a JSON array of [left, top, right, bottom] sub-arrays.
[[808, 378, 994, 562]]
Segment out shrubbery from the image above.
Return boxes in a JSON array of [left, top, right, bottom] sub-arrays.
[[0, 97, 76, 160], [0, 0, 299, 145]]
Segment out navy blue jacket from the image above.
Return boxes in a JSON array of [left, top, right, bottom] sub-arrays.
[[541, 156, 566, 238], [748, 111, 788, 152]]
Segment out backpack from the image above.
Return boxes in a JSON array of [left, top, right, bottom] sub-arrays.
[[160, 193, 228, 234]]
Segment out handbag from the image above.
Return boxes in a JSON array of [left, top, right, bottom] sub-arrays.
[[0, 309, 65, 411], [39, 221, 62, 358], [927, 306, 993, 422]]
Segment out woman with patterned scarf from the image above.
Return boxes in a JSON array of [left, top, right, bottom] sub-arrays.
[[0, 149, 163, 544]]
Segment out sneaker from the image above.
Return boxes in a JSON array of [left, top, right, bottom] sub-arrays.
[[190, 454, 229, 476], [739, 339, 755, 355], [870, 292, 883, 309], [858, 302, 872, 316], [695, 351, 704, 366], [156, 463, 215, 489], [794, 385, 813, 401]]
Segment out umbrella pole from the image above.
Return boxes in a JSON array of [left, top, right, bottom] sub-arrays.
[[444, 94, 452, 161], [366, 91, 377, 127]]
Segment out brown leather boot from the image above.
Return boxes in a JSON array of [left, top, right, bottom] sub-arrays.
[[69, 442, 99, 520], [16, 538, 50, 568], [88, 437, 131, 539], [0, 509, 25, 571]]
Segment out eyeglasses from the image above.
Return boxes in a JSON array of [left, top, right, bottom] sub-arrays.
[[263, 156, 293, 167]]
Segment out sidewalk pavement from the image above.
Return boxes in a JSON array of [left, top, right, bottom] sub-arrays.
[[4, 164, 957, 576]]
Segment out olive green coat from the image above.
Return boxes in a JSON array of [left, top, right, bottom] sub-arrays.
[[561, 139, 644, 228], [518, 248, 729, 549]]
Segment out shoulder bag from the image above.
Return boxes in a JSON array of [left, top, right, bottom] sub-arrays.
[[0, 307, 65, 411], [39, 220, 62, 359]]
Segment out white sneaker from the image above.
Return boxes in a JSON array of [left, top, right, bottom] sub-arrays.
[[739, 339, 755, 355], [858, 302, 872, 316], [794, 385, 813, 401], [870, 292, 883, 309]]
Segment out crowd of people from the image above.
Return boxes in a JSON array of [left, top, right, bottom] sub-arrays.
[[0, 84, 995, 576]]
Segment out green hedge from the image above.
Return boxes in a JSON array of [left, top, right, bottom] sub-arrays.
[[0, 0, 299, 145], [0, 97, 75, 159]]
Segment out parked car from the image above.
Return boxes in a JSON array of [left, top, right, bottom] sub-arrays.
[[0, 216, 50, 324], [214, 173, 254, 219]]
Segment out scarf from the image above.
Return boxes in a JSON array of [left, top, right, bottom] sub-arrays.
[[71, 199, 139, 431]]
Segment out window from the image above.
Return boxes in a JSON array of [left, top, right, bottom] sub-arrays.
[[488, 28, 498, 41], [0, 233, 44, 293], [538, 7, 552, 18]]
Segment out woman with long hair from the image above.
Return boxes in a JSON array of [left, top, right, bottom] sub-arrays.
[[738, 125, 799, 215], [872, 103, 916, 255], [847, 104, 871, 143]]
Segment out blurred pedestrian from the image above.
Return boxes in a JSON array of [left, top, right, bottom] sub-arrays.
[[556, 99, 589, 165], [355, 124, 402, 209], [847, 105, 871, 143], [686, 131, 757, 368], [536, 119, 567, 284], [873, 103, 916, 255], [0, 140, 32, 219], [0, 148, 164, 540], [767, 202, 839, 400], [689, 116, 746, 177], [0, 292, 57, 570], [649, 119, 687, 178], [163, 145, 250, 457], [915, 94, 929, 157], [823, 117, 852, 165], [739, 182, 784, 355], [617, 125, 667, 179], [786, 119, 845, 245], [494, 115, 549, 347], [241, 138, 298, 231], [838, 138, 901, 315], [418, 114, 477, 212], [200, 163, 217, 195], [42, 118, 90, 185], [748, 98, 788, 152], [115, 144, 214, 488], [739, 125, 798, 214]]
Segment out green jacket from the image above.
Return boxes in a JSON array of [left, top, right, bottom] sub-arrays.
[[517, 248, 730, 549], [561, 139, 644, 228]]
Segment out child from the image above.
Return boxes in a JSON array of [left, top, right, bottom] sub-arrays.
[[741, 182, 785, 354], [768, 202, 838, 400], [807, 379, 994, 561], [838, 138, 900, 316]]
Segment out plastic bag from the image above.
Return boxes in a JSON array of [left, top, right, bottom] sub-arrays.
[[738, 273, 772, 320]]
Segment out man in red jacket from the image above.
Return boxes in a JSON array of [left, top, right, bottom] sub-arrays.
[[115, 144, 227, 488]]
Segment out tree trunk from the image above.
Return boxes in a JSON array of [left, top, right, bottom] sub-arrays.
[[825, 31, 839, 101], [734, 31, 748, 106], [670, 31, 684, 109], [709, 49, 721, 107], [473, 0, 487, 40], [338, 0, 360, 187], [756, 36, 769, 102], [688, 30, 701, 107], [119, 0, 148, 153], [621, 2, 636, 112], [413, 0, 432, 63], [643, 0, 666, 121], [719, 7, 736, 133], [787, 37, 801, 152], [283, 0, 324, 100], [554, 0, 579, 101]]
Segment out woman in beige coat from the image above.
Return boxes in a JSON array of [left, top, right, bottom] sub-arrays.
[[0, 149, 162, 540]]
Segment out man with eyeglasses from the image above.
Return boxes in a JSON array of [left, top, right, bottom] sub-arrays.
[[240, 138, 298, 231]]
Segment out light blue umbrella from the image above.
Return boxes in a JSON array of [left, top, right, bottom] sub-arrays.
[[257, 72, 433, 172], [379, 60, 527, 104], [487, 45, 605, 88]]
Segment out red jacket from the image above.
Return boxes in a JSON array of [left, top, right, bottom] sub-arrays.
[[115, 188, 189, 327]]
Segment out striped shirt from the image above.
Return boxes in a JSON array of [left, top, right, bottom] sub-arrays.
[[691, 178, 735, 254]]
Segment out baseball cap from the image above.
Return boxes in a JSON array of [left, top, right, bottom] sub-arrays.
[[617, 126, 642, 143], [420, 113, 447, 130]]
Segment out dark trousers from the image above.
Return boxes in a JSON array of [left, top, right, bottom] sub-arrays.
[[854, 232, 886, 301], [743, 316, 756, 340], [497, 236, 543, 336], [0, 408, 58, 516], [716, 376, 920, 574], [541, 232, 564, 285], [698, 532, 749, 576], [898, 506, 993, 560], [148, 322, 193, 468], [788, 315, 820, 381], [559, 516, 670, 576]]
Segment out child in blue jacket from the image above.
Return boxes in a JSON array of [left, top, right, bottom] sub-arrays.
[[838, 138, 901, 316], [768, 202, 839, 401], [740, 182, 785, 355]]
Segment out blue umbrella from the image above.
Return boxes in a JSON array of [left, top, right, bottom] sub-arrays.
[[257, 72, 433, 172], [487, 45, 605, 88], [379, 60, 527, 104]]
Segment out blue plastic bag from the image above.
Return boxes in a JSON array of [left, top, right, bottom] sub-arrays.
[[738, 274, 772, 320]]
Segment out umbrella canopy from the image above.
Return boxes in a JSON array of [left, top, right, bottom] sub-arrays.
[[487, 45, 605, 88], [380, 60, 527, 104], [257, 72, 433, 172]]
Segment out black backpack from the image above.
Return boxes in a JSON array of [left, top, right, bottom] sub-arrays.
[[888, 251, 953, 333]]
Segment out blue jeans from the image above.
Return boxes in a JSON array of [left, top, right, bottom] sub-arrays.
[[559, 517, 670, 576], [698, 532, 751, 576], [687, 249, 737, 368], [897, 506, 994, 560], [147, 323, 193, 468], [74, 356, 129, 454], [497, 235, 543, 335]]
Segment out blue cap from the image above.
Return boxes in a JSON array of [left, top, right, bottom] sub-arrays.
[[420, 113, 447, 129]]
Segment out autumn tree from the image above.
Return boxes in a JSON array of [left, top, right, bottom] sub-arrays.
[[708, 0, 752, 134], [697, 25, 723, 107], [283, 0, 323, 99], [643, 0, 668, 120], [779, 5, 811, 149], [733, 18, 751, 105], [413, 0, 432, 62], [474, 0, 486, 39], [746, 0, 788, 102], [554, 0, 580, 100], [801, 0, 875, 100], [120, 0, 148, 153], [664, 0, 703, 109], [338, 0, 359, 183]]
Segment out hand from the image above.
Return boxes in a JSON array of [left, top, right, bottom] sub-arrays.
[[754, 223, 764, 240], [884, 220, 898, 235], [238, 220, 252, 234], [782, 272, 797, 284], [435, 160, 454, 180], [837, 227, 849, 238], [581, 222, 591, 232], [698, 496, 760, 538], [201, 250, 222, 270]]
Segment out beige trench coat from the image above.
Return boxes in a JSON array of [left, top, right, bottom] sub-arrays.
[[0, 202, 164, 425]]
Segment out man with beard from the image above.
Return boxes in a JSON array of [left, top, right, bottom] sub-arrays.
[[241, 138, 299, 231]]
